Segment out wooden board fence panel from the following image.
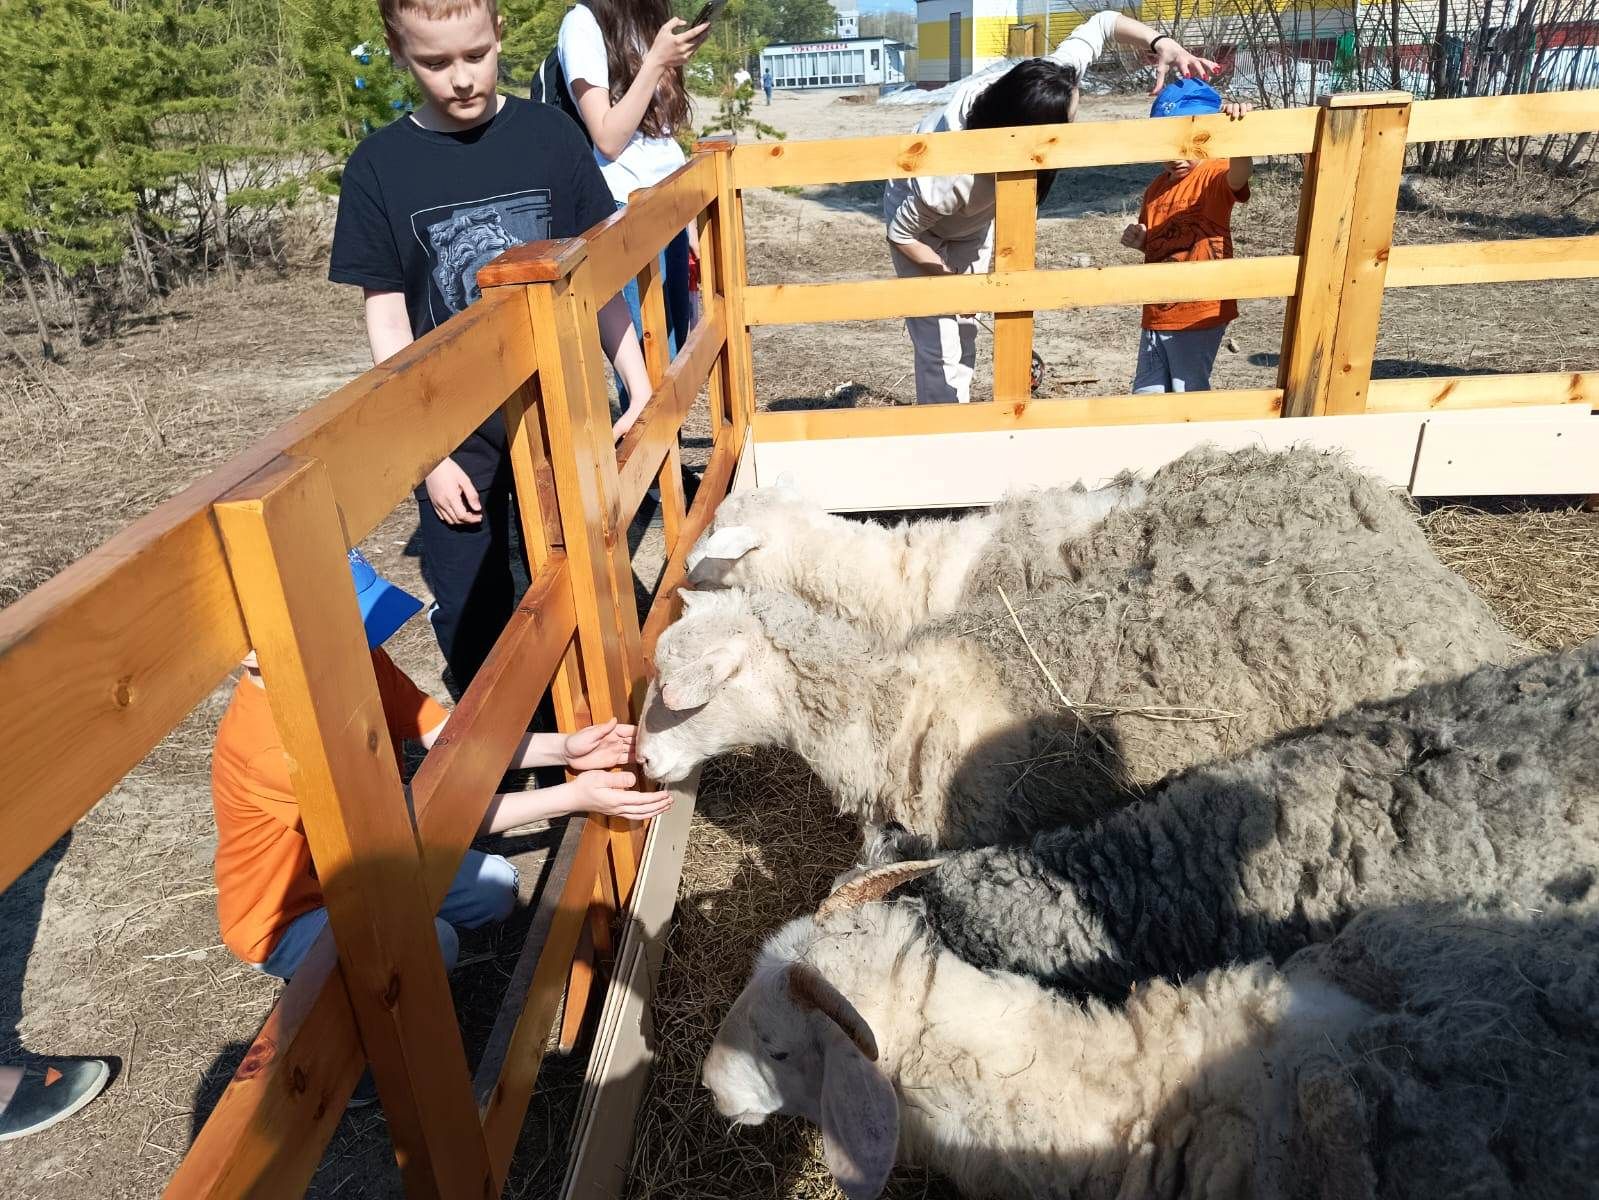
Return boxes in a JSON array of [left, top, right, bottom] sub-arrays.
[[1407, 90, 1599, 144], [0, 288, 535, 894], [1386, 233, 1599, 288], [729, 106, 1320, 188], [1279, 94, 1412, 417], [992, 171, 1039, 403], [743, 255, 1300, 327], [1366, 370, 1599, 412]]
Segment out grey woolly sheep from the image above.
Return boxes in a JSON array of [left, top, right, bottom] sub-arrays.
[[684, 446, 1501, 650], [917, 637, 1599, 996], [685, 473, 1144, 643], [639, 495, 1524, 849], [702, 895, 1599, 1200]]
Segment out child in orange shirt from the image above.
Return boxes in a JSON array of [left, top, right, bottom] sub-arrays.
[[212, 550, 669, 982], [1121, 80, 1252, 393]]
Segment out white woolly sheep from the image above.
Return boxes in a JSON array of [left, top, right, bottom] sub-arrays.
[[684, 445, 1469, 647], [639, 507, 1524, 849], [703, 894, 1599, 1200], [916, 636, 1599, 995], [685, 472, 1145, 643]]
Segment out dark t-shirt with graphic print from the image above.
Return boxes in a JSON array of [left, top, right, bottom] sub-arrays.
[[329, 97, 613, 483]]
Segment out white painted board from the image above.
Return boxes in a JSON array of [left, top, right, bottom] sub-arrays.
[[1411, 412, 1599, 495], [751, 406, 1588, 510]]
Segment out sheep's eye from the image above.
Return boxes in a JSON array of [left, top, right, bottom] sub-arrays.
[[768, 1049, 789, 1062]]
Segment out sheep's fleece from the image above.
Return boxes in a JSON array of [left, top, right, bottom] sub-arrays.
[[919, 637, 1599, 996], [1286, 905, 1599, 1200], [705, 896, 1599, 1200]]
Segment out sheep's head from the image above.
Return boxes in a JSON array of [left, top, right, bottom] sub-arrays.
[[684, 475, 818, 590], [638, 590, 786, 784], [703, 920, 899, 1200]]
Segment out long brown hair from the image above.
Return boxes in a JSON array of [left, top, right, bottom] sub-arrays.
[[584, 0, 691, 138]]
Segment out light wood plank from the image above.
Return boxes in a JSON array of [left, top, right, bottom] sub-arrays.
[[584, 156, 717, 301], [614, 302, 728, 521], [640, 429, 742, 658], [701, 142, 759, 451], [744, 255, 1299, 327], [992, 171, 1038, 403], [753, 389, 1285, 442], [1407, 90, 1599, 144], [1386, 233, 1599, 288], [0, 288, 534, 894], [475, 816, 610, 1167], [729, 106, 1321, 188], [1280, 96, 1412, 416], [559, 772, 698, 1200], [213, 455, 491, 1198], [1366, 371, 1599, 412]]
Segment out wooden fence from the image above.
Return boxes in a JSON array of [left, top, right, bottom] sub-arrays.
[[733, 90, 1599, 506], [0, 140, 750, 1197], [0, 88, 1596, 1199]]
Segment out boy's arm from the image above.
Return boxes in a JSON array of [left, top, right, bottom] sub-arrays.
[[1223, 100, 1254, 193], [364, 289, 413, 364], [479, 772, 672, 835]]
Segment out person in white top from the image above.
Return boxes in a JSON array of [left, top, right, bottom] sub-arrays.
[[559, 0, 706, 436], [884, 11, 1219, 405]]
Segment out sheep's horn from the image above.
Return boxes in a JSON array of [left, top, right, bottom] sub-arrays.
[[817, 859, 945, 920], [787, 962, 878, 1062]]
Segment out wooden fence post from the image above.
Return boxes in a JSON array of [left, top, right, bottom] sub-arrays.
[[214, 455, 492, 1200], [697, 138, 757, 451], [516, 244, 647, 907], [636, 254, 688, 552], [1279, 91, 1413, 417], [992, 170, 1039, 404]]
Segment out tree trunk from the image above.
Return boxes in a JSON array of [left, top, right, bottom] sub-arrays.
[[2, 231, 54, 361], [129, 212, 159, 295], [1389, 0, 1402, 88]]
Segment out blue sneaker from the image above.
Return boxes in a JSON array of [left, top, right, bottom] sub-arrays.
[[0, 1059, 111, 1141]]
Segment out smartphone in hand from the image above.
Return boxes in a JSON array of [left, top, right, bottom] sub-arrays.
[[690, 0, 728, 28]]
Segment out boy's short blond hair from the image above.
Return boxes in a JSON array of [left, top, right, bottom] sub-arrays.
[[380, 0, 498, 45]]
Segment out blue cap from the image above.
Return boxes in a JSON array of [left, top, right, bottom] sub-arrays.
[[1151, 77, 1222, 118], [348, 549, 423, 649]]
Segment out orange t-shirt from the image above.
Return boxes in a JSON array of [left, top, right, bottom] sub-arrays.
[[210, 648, 449, 964], [1139, 159, 1249, 332]]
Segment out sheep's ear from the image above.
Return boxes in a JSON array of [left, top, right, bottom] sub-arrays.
[[818, 1028, 898, 1200], [658, 640, 746, 710], [686, 525, 762, 578], [773, 472, 802, 497]]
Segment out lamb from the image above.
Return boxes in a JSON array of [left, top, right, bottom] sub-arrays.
[[638, 525, 1525, 848], [702, 892, 1599, 1200], [909, 636, 1599, 997], [683, 445, 1485, 646], [684, 472, 1145, 643]]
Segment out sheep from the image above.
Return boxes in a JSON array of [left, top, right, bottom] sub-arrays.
[[683, 445, 1487, 648], [702, 893, 1599, 1200], [684, 472, 1147, 644], [639, 517, 1525, 849], [910, 636, 1599, 997]]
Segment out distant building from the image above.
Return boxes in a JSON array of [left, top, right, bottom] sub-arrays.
[[835, 9, 859, 38], [760, 36, 909, 90]]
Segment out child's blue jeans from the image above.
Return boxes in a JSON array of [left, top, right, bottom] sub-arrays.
[[1131, 325, 1228, 393], [254, 850, 518, 981]]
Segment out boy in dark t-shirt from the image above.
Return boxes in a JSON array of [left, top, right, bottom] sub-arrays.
[[331, 0, 652, 689]]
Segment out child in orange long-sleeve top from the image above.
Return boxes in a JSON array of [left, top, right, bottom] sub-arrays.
[[211, 550, 669, 984], [1121, 80, 1253, 393]]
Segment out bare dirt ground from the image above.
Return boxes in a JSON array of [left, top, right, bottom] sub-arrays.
[[1, 86, 1595, 1199]]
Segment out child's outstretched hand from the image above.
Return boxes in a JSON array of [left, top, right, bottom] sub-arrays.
[[564, 718, 637, 771], [1222, 100, 1253, 120], [571, 770, 673, 821], [1121, 222, 1147, 251]]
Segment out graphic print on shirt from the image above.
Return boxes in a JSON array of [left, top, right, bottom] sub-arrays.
[[412, 189, 552, 322]]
